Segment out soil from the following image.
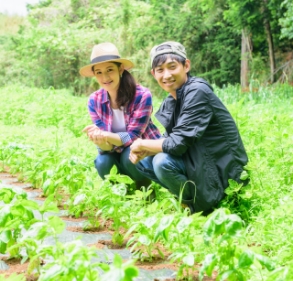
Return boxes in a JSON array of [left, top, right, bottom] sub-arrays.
[[0, 256, 38, 281], [0, 170, 217, 281]]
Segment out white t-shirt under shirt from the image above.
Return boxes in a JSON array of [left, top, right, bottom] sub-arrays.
[[111, 108, 126, 133]]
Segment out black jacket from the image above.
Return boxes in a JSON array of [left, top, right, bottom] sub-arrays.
[[155, 76, 248, 212]]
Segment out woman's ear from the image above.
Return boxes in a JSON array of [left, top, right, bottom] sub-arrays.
[[119, 65, 125, 76]]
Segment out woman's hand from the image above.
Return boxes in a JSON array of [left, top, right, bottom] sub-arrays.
[[82, 124, 97, 135], [82, 125, 113, 151]]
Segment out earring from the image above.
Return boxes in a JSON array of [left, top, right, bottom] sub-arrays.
[[120, 74, 123, 78]]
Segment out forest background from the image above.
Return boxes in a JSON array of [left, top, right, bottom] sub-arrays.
[[0, 0, 293, 97]]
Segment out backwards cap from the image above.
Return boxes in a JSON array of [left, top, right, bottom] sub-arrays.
[[150, 41, 187, 67]]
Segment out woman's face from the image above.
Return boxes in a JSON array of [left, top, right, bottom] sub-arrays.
[[93, 62, 123, 95]]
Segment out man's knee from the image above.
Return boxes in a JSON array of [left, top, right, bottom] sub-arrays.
[[153, 152, 168, 166], [153, 153, 172, 172]]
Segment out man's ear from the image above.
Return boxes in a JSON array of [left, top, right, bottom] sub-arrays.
[[150, 69, 155, 77], [185, 59, 191, 73]]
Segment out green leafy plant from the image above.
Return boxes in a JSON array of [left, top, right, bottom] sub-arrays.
[[37, 240, 101, 281], [125, 210, 175, 261], [199, 208, 275, 281], [0, 273, 26, 281], [0, 187, 60, 258], [100, 254, 139, 281], [8, 215, 65, 274], [0, 186, 39, 257]]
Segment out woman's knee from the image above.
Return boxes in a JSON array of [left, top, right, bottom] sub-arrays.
[[94, 154, 116, 179]]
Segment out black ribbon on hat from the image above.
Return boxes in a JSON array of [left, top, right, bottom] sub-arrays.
[[91, 55, 120, 64]]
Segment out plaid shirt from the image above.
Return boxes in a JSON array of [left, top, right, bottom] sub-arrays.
[[88, 84, 161, 153]]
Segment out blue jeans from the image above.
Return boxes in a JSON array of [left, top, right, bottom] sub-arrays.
[[94, 146, 149, 183], [136, 153, 195, 203]]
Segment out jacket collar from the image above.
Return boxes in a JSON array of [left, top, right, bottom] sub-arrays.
[[175, 75, 191, 99]]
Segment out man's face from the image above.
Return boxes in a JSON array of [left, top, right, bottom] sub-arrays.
[[151, 56, 190, 97]]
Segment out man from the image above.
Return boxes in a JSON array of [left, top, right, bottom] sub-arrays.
[[129, 41, 249, 214]]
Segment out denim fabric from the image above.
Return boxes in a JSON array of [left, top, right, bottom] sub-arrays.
[[136, 152, 195, 200], [94, 146, 148, 181]]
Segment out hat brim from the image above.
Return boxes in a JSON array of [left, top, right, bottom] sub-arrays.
[[79, 59, 134, 77]]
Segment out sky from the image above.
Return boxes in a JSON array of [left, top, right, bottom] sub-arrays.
[[0, 0, 40, 16]]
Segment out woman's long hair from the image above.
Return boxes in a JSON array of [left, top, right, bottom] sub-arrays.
[[114, 62, 136, 109]]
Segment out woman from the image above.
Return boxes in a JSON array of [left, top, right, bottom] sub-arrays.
[[80, 42, 161, 188]]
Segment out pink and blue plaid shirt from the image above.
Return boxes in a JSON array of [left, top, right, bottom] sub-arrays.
[[88, 84, 161, 153]]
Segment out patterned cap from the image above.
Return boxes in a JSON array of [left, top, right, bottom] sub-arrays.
[[150, 41, 187, 67]]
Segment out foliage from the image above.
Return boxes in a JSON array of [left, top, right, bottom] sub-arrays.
[[1, 84, 293, 279], [0, 186, 60, 258], [199, 208, 275, 281], [99, 255, 139, 281], [37, 240, 101, 281], [0, 186, 39, 256], [1, 0, 293, 93], [0, 273, 25, 281], [279, 0, 293, 39], [35, 240, 139, 281]]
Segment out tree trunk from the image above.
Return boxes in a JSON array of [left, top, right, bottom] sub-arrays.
[[241, 28, 252, 91], [263, 0, 276, 83]]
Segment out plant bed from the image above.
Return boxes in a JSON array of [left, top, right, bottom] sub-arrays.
[[0, 256, 38, 281]]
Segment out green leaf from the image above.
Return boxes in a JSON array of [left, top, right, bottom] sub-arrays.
[[183, 253, 194, 266], [0, 205, 11, 226], [0, 241, 7, 254], [18, 199, 40, 211], [176, 217, 192, 233], [0, 273, 25, 281], [219, 269, 240, 281], [143, 216, 157, 228], [138, 234, 151, 246], [124, 267, 139, 280], [199, 253, 217, 279], [203, 208, 228, 243], [238, 250, 254, 268], [254, 253, 275, 271], [39, 264, 65, 280], [0, 230, 12, 244], [225, 214, 244, 237], [110, 165, 118, 175], [157, 215, 174, 233], [73, 193, 86, 205], [266, 267, 289, 281], [40, 194, 59, 214], [240, 170, 249, 180], [47, 216, 65, 234]]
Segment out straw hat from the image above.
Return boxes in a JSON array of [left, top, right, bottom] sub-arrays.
[[79, 42, 134, 77]]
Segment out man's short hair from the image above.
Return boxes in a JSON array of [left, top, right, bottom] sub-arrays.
[[150, 41, 187, 69]]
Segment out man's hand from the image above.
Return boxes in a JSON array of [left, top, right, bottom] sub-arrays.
[[129, 150, 150, 164], [129, 139, 150, 164], [130, 138, 144, 153]]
